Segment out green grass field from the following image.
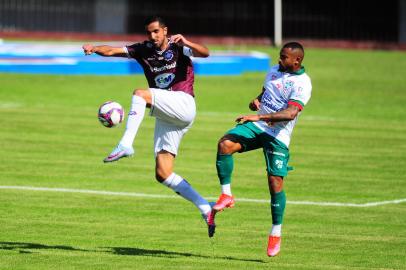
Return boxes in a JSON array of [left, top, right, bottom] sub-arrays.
[[1, 46, 406, 269]]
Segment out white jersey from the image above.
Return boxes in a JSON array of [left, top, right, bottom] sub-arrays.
[[254, 64, 312, 147]]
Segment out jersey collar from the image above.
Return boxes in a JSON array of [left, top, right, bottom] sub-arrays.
[[156, 38, 171, 55], [278, 66, 305, 75]]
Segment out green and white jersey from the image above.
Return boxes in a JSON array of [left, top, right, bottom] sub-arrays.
[[254, 64, 312, 147]]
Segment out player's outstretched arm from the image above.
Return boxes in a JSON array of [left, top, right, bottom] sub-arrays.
[[236, 104, 300, 124], [170, 34, 209, 58], [82, 44, 127, 57]]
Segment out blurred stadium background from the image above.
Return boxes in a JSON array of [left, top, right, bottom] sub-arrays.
[[0, 0, 405, 49]]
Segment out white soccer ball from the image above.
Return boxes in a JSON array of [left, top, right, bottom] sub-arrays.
[[98, 101, 124, 128]]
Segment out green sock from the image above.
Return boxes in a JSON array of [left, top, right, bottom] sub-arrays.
[[216, 154, 233, 185], [270, 191, 286, 225]]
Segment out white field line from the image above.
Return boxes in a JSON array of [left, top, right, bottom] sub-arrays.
[[1, 185, 405, 208]]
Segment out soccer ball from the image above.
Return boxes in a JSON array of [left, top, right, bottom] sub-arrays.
[[98, 101, 124, 128]]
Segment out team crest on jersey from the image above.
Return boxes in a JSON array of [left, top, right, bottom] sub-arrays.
[[164, 50, 174, 61], [284, 80, 294, 91], [155, 73, 175, 88]]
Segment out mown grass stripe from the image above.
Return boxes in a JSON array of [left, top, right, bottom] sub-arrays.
[[1, 185, 405, 208]]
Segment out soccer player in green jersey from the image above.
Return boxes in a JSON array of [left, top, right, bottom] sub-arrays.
[[208, 42, 312, 257]]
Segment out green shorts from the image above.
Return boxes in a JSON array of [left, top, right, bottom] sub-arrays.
[[225, 122, 291, 177]]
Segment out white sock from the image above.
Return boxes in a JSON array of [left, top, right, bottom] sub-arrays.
[[119, 95, 146, 148], [270, 224, 282, 237], [221, 184, 232, 196], [162, 173, 211, 215]]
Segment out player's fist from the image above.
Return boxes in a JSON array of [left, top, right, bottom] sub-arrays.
[[249, 99, 260, 111], [82, 44, 94, 55], [236, 114, 260, 123], [170, 34, 187, 46]]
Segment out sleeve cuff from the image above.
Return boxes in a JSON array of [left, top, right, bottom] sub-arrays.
[[288, 100, 304, 111], [123, 46, 130, 58], [183, 46, 193, 57]]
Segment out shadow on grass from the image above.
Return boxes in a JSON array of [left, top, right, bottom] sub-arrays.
[[0, 241, 265, 263], [106, 246, 265, 263], [0, 241, 89, 254]]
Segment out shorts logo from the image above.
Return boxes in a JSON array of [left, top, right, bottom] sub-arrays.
[[155, 73, 175, 88], [275, 160, 284, 169], [164, 50, 174, 61], [128, 111, 137, 116]]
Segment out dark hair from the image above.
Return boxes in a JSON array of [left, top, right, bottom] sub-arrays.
[[283, 42, 304, 55], [144, 15, 166, 27]]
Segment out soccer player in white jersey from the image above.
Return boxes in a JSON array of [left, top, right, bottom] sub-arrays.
[[82, 16, 216, 235], [208, 42, 312, 256]]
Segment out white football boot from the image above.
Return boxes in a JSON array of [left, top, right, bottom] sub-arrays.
[[103, 144, 134, 163]]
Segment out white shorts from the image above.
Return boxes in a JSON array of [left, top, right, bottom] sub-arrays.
[[149, 89, 196, 156]]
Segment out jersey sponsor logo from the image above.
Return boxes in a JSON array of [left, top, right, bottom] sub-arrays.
[[151, 62, 176, 73], [164, 50, 174, 61], [154, 73, 175, 88], [261, 91, 284, 112]]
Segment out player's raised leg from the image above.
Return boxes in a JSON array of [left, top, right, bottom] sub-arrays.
[[267, 175, 286, 257], [104, 89, 151, 163]]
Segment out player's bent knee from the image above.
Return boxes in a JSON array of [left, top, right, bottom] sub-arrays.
[[133, 89, 152, 104], [269, 175, 284, 193], [218, 138, 240, 154], [133, 89, 145, 97]]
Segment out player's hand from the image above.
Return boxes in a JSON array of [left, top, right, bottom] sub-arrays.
[[236, 115, 260, 123], [82, 44, 94, 55], [170, 34, 187, 46], [249, 99, 260, 111]]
